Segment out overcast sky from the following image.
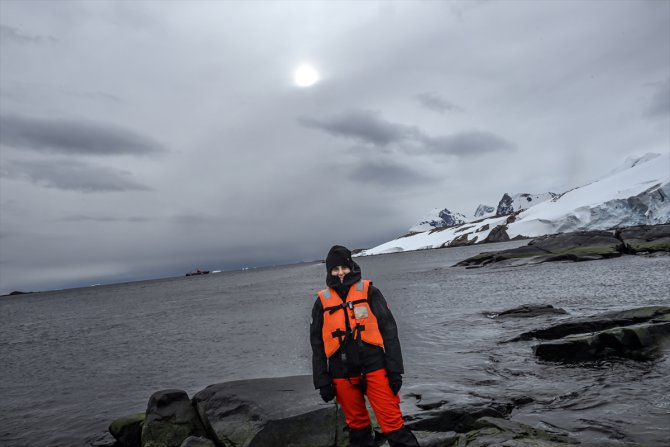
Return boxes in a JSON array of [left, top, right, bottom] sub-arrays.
[[1, 0, 668, 294]]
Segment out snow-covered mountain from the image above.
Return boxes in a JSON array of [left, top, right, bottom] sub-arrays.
[[474, 204, 495, 219], [495, 192, 557, 215], [409, 208, 468, 232], [356, 153, 670, 257]]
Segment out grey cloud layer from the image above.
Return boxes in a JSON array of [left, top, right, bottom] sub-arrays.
[[3, 159, 151, 193], [299, 109, 419, 147], [299, 109, 514, 158], [415, 92, 464, 114], [0, 114, 166, 156], [0, 24, 57, 44]]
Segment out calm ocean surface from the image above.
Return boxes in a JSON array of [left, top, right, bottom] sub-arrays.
[[1, 241, 669, 446]]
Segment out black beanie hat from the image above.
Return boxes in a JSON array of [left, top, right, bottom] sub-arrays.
[[326, 245, 353, 271]]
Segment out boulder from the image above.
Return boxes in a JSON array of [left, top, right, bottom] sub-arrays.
[[533, 319, 670, 362], [510, 306, 670, 341], [179, 436, 216, 447], [141, 389, 206, 447], [616, 224, 670, 253], [109, 413, 144, 447], [484, 304, 568, 319], [455, 230, 623, 267], [192, 375, 347, 447]]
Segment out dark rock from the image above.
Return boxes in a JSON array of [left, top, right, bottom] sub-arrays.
[[8, 290, 31, 296], [511, 306, 670, 341], [455, 230, 622, 267], [405, 402, 512, 433], [484, 304, 567, 319], [192, 375, 347, 447], [83, 430, 117, 447], [456, 417, 573, 446], [483, 225, 510, 243], [533, 319, 670, 362], [142, 389, 206, 447], [109, 413, 144, 447], [496, 193, 514, 216], [616, 223, 670, 253], [476, 224, 489, 233], [413, 430, 459, 447], [179, 436, 215, 447]]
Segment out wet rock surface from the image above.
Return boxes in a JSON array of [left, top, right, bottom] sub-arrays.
[[484, 304, 568, 319], [192, 375, 346, 447], [510, 306, 670, 341], [502, 306, 670, 363], [141, 390, 205, 447]]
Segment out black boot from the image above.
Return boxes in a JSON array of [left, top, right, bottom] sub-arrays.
[[385, 426, 420, 447], [349, 424, 375, 447]]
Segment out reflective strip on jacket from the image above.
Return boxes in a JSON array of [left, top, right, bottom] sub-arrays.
[[317, 279, 384, 358]]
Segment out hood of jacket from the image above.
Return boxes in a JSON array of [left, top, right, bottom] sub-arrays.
[[326, 259, 362, 300]]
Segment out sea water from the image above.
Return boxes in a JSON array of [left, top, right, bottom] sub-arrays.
[[1, 241, 668, 446]]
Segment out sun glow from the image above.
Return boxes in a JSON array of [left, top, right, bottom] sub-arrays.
[[294, 65, 319, 87]]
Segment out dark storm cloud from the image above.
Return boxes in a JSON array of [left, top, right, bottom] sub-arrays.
[[415, 92, 464, 114], [298, 109, 420, 147], [645, 78, 670, 118], [0, 24, 57, 44], [3, 159, 151, 193], [345, 160, 433, 187], [0, 114, 166, 156], [423, 131, 515, 158]]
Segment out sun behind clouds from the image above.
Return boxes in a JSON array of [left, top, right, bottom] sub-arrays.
[[293, 64, 319, 87]]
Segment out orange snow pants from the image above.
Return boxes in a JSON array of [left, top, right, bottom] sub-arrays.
[[332, 368, 404, 433]]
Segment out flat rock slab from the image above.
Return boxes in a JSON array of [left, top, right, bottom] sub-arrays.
[[193, 375, 346, 447], [510, 306, 670, 341]]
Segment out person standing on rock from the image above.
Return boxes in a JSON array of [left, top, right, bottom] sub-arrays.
[[310, 245, 420, 447]]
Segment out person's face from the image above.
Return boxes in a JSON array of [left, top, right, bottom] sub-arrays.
[[330, 265, 351, 282]]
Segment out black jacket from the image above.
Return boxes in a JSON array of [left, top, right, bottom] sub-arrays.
[[310, 261, 405, 389]]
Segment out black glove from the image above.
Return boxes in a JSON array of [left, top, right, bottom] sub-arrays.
[[387, 373, 402, 395], [319, 384, 336, 402]]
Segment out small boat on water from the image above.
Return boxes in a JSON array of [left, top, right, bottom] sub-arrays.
[[185, 269, 210, 277]]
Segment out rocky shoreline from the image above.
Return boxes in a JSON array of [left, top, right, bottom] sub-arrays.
[[454, 224, 670, 268], [89, 304, 669, 447]]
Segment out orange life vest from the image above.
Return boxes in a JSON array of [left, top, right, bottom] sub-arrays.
[[317, 279, 384, 358]]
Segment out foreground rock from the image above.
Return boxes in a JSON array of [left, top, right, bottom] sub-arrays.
[[534, 316, 670, 362], [109, 413, 144, 447], [193, 375, 347, 447], [502, 306, 670, 363], [484, 304, 567, 319], [142, 390, 206, 447], [452, 417, 572, 446]]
